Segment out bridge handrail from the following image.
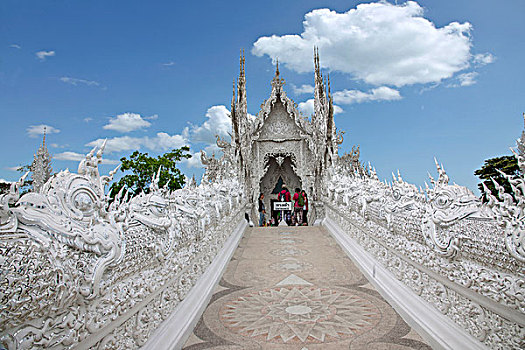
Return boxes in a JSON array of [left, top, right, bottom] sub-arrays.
[[0, 147, 247, 349], [322, 163, 525, 349]]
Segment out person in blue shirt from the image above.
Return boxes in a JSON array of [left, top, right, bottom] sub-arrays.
[[258, 193, 266, 226]]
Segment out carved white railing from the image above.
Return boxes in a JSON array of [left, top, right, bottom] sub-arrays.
[[0, 146, 247, 349], [322, 161, 524, 349]]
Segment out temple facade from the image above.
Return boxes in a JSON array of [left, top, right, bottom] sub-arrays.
[[209, 50, 343, 219]]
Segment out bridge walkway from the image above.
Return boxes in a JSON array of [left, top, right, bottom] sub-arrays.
[[183, 225, 431, 350]]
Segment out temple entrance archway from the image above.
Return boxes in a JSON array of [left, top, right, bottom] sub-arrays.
[[259, 155, 301, 224]]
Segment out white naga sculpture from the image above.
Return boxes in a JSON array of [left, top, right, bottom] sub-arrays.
[[0, 140, 247, 349], [324, 123, 525, 348]]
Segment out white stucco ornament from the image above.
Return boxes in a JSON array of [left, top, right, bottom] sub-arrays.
[[1, 52, 523, 350]]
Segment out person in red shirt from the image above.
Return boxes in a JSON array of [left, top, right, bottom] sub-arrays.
[[292, 187, 304, 225], [278, 184, 292, 225], [278, 185, 291, 202]]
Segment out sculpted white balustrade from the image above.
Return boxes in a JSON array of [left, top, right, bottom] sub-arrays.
[[323, 150, 525, 349], [0, 144, 247, 349]]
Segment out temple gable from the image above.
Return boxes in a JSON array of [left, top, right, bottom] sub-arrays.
[[257, 100, 303, 141]]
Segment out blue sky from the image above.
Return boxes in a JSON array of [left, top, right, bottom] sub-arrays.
[[0, 0, 523, 193]]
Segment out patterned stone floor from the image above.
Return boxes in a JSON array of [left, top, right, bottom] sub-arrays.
[[183, 226, 431, 350]]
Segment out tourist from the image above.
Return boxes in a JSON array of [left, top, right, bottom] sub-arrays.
[[258, 193, 266, 227], [278, 184, 292, 225], [293, 188, 304, 225], [301, 190, 309, 226]]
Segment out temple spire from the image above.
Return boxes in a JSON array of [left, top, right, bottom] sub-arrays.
[[313, 46, 327, 128], [270, 58, 285, 92], [231, 79, 236, 111], [237, 49, 247, 115], [31, 128, 52, 193], [239, 49, 245, 78]]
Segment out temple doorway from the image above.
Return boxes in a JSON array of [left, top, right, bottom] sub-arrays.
[[259, 155, 301, 225]]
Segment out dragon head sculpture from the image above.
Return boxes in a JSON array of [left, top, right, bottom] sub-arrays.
[[1, 145, 124, 298], [422, 159, 484, 259]]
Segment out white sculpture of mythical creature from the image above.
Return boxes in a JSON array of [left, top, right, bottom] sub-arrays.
[[127, 168, 178, 261], [1, 144, 124, 299], [384, 170, 425, 231], [0, 171, 29, 233], [357, 176, 387, 221], [201, 151, 222, 183], [483, 147, 525, 262], [170, 186, 207, 242], [422, 159, 485, 259]]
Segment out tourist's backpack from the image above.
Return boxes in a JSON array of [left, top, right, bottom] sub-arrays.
[[297, 193, 304, 207]]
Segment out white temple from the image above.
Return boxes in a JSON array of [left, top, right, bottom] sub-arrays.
[[203, 50, 344, 222], [0, 52, 523, 349]]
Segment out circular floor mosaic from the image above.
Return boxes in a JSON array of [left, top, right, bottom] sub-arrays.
[[219, 286, 380, 344]]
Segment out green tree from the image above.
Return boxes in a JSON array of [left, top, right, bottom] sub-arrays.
[[474, 155, 521, 202], [109, 146, 191, 198]]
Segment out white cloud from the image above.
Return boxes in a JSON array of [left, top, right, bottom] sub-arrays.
[[181, 151, 204, 169], [203, 143, 222, 155], [103, 113, 152, 133], [298, 99, 343, 117], [473, 53, 495, 66], [36, 50, 55, 60], [54, 151, 119, 165], [6, 166, 20, 172], [298, 100, 315, 116], [83, 117, 93, 123], [27, 124, 60, 138], [60, 77, 100, 87], [252, 1, 473, 87], [9, 44, 21, 49], [87, 132, 189, 154], [54, 151, 83, 161], [188, 105, 232, 145], [143, 132, 187, 150], [333, 86, 402, 104], [334, 105, 344, 115], [292, 84, 314, 95], [0, 178, 13, 184], [87, 136, 138, 153], [162, 61, 176, 66], [457, 72, 478, 86], [50, 143, 68, 149]]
